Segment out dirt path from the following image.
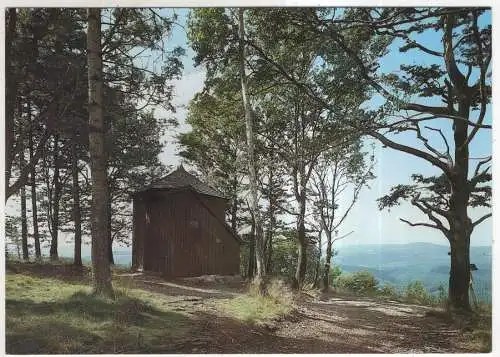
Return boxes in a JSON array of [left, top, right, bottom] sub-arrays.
[[120, 274, 468, 354]]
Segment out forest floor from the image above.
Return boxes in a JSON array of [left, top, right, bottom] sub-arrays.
[[5, 261, 491, 354]]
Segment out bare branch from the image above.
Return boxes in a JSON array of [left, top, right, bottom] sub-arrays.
[[400, 218, 439, 229], [424, 125, 453, 163], [472, 213, 492, 228], [367, 130, 450, 174], [333, 231, 354, 242]]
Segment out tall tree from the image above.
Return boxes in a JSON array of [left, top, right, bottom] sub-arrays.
[[48, 135, 61, 260], [71, 131, 83, 267], [19, 141, 29, 261], [87, 7, 113, 297], [310, 141, 375, 291], [238, 8, 267, 290], [237, 9, 268, 285], [28, 120, 42, 260], [243, 8, 491, 310], [338, 9, 491, 311]]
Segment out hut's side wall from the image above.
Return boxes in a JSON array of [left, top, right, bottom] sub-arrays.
[[199, 195, 227, 221], [141, 190, 240, 277], [132, 196, 146, 270]]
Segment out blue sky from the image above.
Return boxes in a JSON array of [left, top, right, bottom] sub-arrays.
[[160, 8, 492, 248], [3, 8, 492, 253]]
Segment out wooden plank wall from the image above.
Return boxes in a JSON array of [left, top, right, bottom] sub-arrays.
[[137, 190, 240, 277]]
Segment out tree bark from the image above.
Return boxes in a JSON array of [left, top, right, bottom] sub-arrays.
[[71, 137, 82, 267], [265, 168, 276, 275], [313, 231, 322, 288], [322, 231, 333, 292], [20, 141, 29, 261], [293, 191, 307, 289], [247, 219, 256, 279], [446, 102, 472, 310], [5, 9, 17, 197], [87, 7, 113, 297], [107, 193, 114, 264], [238, 8, 266, 292], [49, 134, 60, 261], [231, 176, 238, 232], [29, 125, 41, 260]]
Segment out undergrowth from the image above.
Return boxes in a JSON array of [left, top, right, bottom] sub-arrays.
[[217, 278, 294, 324], [5, 273, 191, 354]]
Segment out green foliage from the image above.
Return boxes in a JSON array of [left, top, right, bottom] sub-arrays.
[[379, 283, 398, 298], [330, 264, 342, 282], [267, 230, 320, 283], [403, 281, 436, 305], [335, 270, 379, 293]]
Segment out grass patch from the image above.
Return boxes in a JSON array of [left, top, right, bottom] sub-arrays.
[[217, 294, 292, 324], [217, 278, 294, 324], [5, 273, 192, 354]]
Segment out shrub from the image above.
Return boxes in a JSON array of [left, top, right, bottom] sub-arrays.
[[379, 283, 399, 298], [403, 281, 436, 305], [335, 270, 379, 293]]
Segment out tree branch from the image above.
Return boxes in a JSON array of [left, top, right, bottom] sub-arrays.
[[400, 218, 439, 229], [472, 213, 491, 228], [367, 130, 450, 174]]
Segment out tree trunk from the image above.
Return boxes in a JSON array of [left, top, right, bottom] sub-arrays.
[[293, 194, 307, 289], [71, 137, 82, 267], [247, 220, 256, 279], [322, 231, 333, 292], [449, 234, 471, 311], [107, 194, 114, 264], [313, 232, 322, 288], [29, 122, 41, 260], [447, 122, 472, 310], [5, 9, 16, 197], [87, 7, 113, 297], [20, 145, 29, 261], [49, 135, 60, 261], [265, 168, 275, 274], [266, 232, 273, 274], [238, 8, 266, 292]]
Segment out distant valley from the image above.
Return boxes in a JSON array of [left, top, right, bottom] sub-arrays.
[[49, 242, 492, 302], [335, 242, 492, 303]]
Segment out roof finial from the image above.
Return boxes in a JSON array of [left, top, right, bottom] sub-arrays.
[[178, 162, 186, 171]]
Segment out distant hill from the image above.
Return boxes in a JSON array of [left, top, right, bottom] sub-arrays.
[[31, 242, 491, 302], [334, 242, 492, 302]]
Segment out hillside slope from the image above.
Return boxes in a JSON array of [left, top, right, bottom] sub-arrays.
[[335, 243, 492, 301]]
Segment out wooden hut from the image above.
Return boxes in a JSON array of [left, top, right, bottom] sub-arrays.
[[132, 165, 241, 277]]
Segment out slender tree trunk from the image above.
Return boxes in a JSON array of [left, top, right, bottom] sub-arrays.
[[231, 177, 238, 231], [293, 193, 307, 289], [238, 8, 266, 291], [247, 219, 256, 279], [87, 7, 113, 297], [29, 121, 41, 260], [50, 135, 60, 261], [265, 168, 275, 274], [266, 232, 273, 274], [20, 142, 29, 261], [5, 9, 17, 196], [322, 231, 333, 292], [313, 231, 322, 288], [71, 137, 82, 267]]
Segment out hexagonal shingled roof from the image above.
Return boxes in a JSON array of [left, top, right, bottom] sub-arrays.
[[139, 165, 227, 199]]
